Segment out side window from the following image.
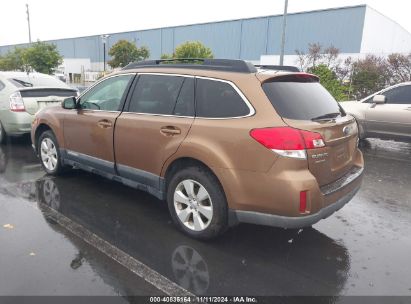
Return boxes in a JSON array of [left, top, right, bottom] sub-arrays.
[[128, 75, 185, 115], [362, 95, 374, 103], [79, 74, 134, 111], [173, 78, 194, 116], [0, 80, 5, 91], [195, 78, 250, 118], [383, 86, 411, 104]]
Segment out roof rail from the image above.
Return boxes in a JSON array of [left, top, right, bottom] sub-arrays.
[[123, 58, 258, 73], [255, 65, 300, 72]]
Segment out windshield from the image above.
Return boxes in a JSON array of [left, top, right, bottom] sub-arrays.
[[263, 81, 343, 121]]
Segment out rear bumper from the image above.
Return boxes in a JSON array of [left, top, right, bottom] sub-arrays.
[[231, 184, 360, 228], [230, 165, 364, 229], [0, 110, 33, 135]]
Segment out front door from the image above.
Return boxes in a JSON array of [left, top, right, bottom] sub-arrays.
[[114, 74, 195, 190], [63, 74, 135, 174], [365, 84, 411, 140]]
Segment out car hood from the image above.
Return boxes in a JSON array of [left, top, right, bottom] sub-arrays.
[[340, 100, 360, 111]]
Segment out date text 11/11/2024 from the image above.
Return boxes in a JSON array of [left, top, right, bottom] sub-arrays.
[[149, 296, 258, 303]]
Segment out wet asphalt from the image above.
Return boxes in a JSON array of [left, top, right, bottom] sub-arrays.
[[0, 136, 410, 299]]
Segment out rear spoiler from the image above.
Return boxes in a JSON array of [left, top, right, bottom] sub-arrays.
[[262, 73, 319, 83], [255, 65, 300, 72], [18, 87, 78, 98], [18, 86, 77, 92]]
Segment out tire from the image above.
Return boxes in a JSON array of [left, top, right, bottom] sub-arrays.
[[0, 146, 6, 173], [37, 130, 66, 175], [353, 117, 365, 140], [167, 166, 228, 240], [0, 121, 6, 144]]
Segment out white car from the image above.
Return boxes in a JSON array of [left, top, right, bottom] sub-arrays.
[[341, 82, 411, 142], [0, 72, 78, 143]]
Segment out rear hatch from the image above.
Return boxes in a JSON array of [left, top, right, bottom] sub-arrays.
[[261, 73, 358, 186], [19, 87, 78, 115]]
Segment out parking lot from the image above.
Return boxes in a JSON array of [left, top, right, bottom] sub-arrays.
[[0, 137, 410, 299]]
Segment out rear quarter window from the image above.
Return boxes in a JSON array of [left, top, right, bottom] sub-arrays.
[[195, 78, 250, 118], [262, 78, 342, 120]]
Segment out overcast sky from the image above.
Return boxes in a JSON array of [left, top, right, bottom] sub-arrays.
[[1, 0, 410, 46]]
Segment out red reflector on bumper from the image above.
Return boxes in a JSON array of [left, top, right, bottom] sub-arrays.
[[300, 191, 307, 213]]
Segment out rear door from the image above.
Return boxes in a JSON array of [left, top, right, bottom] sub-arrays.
[[262, 75, 358, 186], [364, 84, 411, 140], [63, 74, 135, 174], [114, 74, 195, 189]]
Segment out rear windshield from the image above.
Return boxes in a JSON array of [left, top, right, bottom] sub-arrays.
[[8, 77, 68, 88], [262, 80, 343, 120]]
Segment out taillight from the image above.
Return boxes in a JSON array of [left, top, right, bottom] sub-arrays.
[[250, 127, 325, 159], [300, 130, 326, 149], [10, 91, 26, 112]]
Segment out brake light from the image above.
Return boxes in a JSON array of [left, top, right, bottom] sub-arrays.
[[9, 91, 26, 112], [250, 127, 325, 159]]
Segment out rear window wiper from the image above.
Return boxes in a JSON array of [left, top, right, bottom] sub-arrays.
[[10, 78, 33, 87], [311, 112, 341, 121]]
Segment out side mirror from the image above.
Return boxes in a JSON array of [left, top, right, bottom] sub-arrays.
[[372, 94, 386, 104], [62, 97, 77, 109]]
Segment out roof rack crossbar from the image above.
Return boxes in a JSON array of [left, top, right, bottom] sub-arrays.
[[123, 58, 258, 73]]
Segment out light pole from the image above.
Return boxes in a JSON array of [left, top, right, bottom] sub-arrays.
[[101, 34, 110, 72], [279, 0, 288, 66], [26, 4, 32, 44]]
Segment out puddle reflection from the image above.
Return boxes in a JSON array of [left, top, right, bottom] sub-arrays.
[[34, 176, 350, 296]]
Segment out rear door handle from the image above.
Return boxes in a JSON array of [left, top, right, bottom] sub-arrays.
[[97, 119, 113, 128], [160, 126, 181, 136]]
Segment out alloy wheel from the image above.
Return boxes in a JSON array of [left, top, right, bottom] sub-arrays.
[[40, 138, 58, 171], [173, 179, 213, 232]]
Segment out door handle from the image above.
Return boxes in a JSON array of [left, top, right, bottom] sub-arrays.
[[160, 126, 181, 136], [97, 120, 113, 128], [406, 107, 411, 111]]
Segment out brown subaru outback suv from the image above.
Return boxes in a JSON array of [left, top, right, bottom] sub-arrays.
[[31, 59, 364, 239]]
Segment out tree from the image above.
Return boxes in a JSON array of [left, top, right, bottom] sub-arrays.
[[351, 55, 390, 99], [295, 49, 308, 71], [335, 56, 353, 83], [387, 53, 411, 83], [161, 41, 213, 59], [24, 41, 63, 74], [307, 42, 323, 68], [323, 45, 339, 68], [108, 40, 149, 68], [295, 43, 341, 72], [0, 47, 29, 71], [308, 64, 347, 101]]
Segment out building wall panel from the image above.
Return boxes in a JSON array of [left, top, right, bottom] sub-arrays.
[[361, 7, 411, 54], [267, 6, 366, 55], [240, 18, 270, 59], [173, 20, 242, 59]]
